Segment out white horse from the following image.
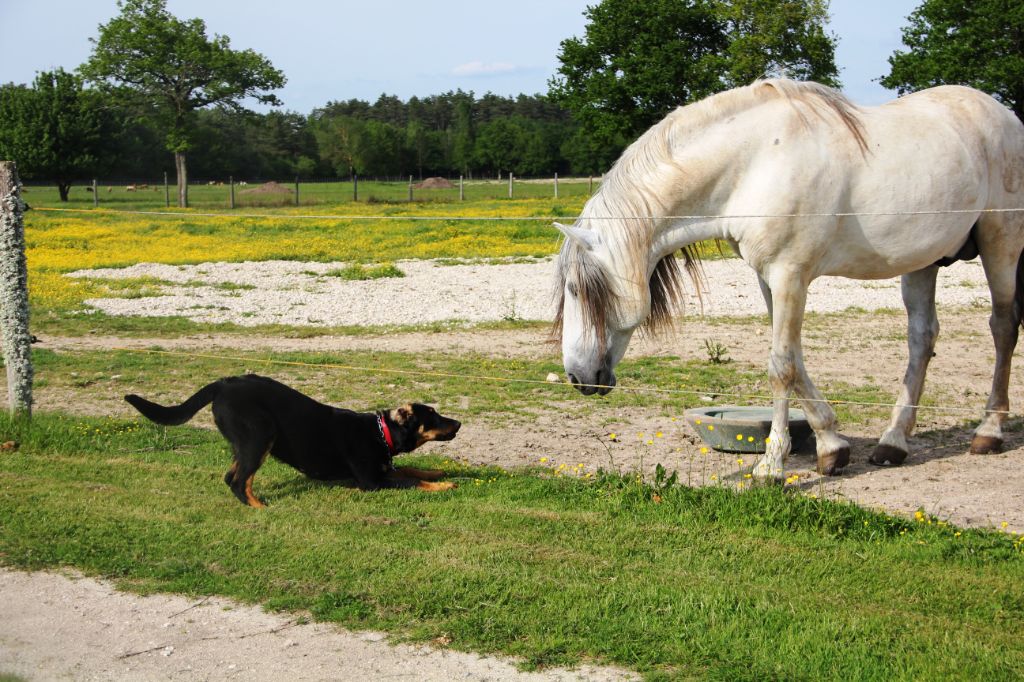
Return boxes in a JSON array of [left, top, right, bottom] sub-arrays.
[[554, 79, 1024, 481]]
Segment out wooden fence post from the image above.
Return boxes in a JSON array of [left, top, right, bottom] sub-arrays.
[[508, 172, 514, 199], [0, 161, 33, 417], [229, 176, 235, 209], [295, 176, 300, 206], [408, 175, 413, 202], [459, 175, 464, 201], [92, 178, 98, 207], [554, 173, 558, 199], [353, 174, 358, 202], [589, 176, 593, 195], [164, 172, 170, 207]]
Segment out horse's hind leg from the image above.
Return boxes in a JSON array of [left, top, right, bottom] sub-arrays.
[[971, 245, 1022, 454], [870, 267, 940, 467]]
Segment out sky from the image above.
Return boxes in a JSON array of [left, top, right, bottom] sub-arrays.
[[0, 1, 919, 113]]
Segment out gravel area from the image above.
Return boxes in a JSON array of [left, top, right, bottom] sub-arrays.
[[69, 257, 991, 326]]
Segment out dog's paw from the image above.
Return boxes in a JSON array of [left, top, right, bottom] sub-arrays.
[[417, 481, 457, 492]]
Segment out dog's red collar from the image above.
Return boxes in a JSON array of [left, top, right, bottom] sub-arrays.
[[376, 413, 396, 455]]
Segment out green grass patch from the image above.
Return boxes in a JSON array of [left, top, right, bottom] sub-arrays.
[[324, 263, 405, 280], [1, 410, 1021, 679]]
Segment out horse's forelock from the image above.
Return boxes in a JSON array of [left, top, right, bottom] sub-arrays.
[[551, 242, 612, 353], [552, 238, 702, 348]]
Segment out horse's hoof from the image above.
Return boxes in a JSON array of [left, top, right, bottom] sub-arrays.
[[817, 446, 850, 476], [868, 444, 907, 467], [969, 435, 1003, 455]]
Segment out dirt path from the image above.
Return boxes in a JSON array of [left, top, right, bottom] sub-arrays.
[[0, 568, 635, 682]]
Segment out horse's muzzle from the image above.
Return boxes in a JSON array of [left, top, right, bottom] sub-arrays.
[[567, 369, 616, 396]]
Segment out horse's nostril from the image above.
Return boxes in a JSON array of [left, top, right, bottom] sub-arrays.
[[568, 373, 580, 385]]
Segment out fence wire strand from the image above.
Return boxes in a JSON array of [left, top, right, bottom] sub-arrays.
[[33, 206, 1024, 222]]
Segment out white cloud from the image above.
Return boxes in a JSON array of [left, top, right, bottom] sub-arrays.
[[452, 61, 518, 77]]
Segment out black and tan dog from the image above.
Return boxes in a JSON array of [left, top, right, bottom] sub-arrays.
[[124, 374, 460, 507]]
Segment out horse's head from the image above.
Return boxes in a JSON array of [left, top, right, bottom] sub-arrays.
[[554, 221, 689, 396]]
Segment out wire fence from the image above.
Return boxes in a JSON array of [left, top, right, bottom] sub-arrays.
[[23, 174, 601, 211]]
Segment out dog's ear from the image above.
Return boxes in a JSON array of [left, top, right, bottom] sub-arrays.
[[391, 404, 415, 425]]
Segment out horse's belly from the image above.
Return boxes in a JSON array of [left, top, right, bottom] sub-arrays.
[[821, 216, 974, 279]]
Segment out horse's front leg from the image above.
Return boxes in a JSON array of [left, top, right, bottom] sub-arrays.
[[752, 271, 849, 482], [870, 267, 939, 466]]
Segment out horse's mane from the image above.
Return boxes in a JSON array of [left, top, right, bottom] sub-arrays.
[[553, 80, 866, 345]]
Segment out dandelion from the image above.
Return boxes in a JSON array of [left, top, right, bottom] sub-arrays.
[[609, 433, 617, 441], [707, 425, 715, 431], [744, 473, 752, 479], [736, 458, 744, 466], [954, 531, 962, 538], [736, 434, 744, 441], [914, 510, 925, 522], [539, 457, 548, 463], [700, 447, 708, 454], [656, 431, 664, 438], [1001, 521, 1009, 530]]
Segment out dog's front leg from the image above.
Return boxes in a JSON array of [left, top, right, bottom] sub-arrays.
[[381, 470, 456, 492], [392, 466, 445, 481]]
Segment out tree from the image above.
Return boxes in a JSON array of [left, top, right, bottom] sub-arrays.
[[719, 0, 839, 88], [79, 0, 285, 207], [880, 0, 1024, 122], [549, 0, 839, 159], [0, 69, 108, 201]]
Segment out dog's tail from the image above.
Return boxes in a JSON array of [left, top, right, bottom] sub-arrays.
[[124, 381, 221, 426]]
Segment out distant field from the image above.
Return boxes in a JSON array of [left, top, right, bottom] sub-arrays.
[[23, 177, 600, 211], [23, 191, 585, 316]]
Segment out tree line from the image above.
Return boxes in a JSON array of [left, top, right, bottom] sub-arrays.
[[1, 0, 1021, 204]]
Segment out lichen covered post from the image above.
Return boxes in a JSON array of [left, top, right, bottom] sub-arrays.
[[0, 161, 33, 416]]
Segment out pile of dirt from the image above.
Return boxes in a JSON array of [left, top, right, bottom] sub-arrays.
[[414, 176, 454, 189], [240, 181, 293, 195]]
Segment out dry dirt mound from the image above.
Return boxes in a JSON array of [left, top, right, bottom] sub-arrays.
[[240, 181, 293, 195], [415, 176, 454, 189]]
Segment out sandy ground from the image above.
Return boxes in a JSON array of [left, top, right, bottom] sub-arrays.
[[3, 257, 1023, 679], [0, 568, 635, 682]]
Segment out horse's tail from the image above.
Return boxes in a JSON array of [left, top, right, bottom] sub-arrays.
[[124, 381, 221, 426]]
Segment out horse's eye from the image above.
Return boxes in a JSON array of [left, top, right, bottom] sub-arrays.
[[567, 282, 578, 298]]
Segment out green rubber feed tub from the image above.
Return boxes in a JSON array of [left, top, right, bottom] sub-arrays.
[[684, 406, 812, 454]]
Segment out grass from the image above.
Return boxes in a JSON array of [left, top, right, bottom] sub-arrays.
[[25, 178, 601, 211], [323, 262, 405, 280], [1, 409, 1021, 679]]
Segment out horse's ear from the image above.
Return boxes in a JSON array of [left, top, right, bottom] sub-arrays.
[[554, 222, 600, 251]]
